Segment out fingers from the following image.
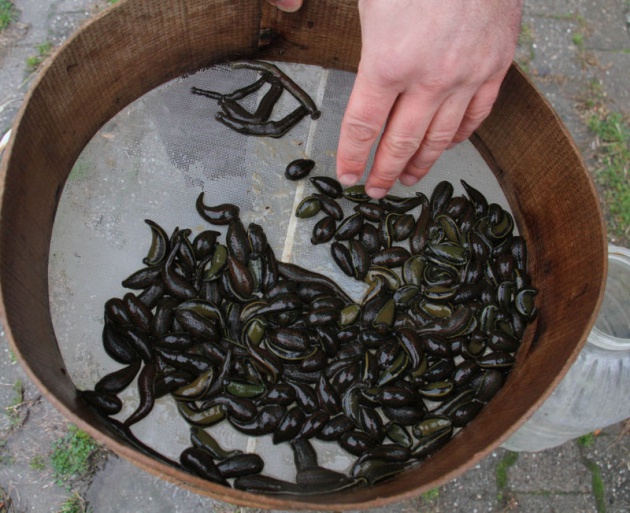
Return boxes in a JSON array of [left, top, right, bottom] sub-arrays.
[[266, 0, 303, 13], [339, 78, 502, 199], [394, 92, 474, 188], [450, 79, 503, 146], [358, 88, 473, 197], [336, 75, 399, 188], [364, 90, 446, 195]]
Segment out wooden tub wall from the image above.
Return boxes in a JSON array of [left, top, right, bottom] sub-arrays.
[[0, 0, 606, 509]]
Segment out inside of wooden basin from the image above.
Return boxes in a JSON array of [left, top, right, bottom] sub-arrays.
[[47, 60, 520, 485], [0, 0, 607, 509]]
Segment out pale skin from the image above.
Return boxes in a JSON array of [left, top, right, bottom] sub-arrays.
[[266, 0, 523, 198]]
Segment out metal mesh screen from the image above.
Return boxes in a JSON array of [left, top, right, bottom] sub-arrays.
[[49, 62, 512, 480]]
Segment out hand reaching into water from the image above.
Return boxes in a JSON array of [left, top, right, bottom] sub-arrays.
[[267, 0, 523, 199]]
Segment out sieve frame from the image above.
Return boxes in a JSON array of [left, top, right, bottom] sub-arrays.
[[0, 0, 607, 509]]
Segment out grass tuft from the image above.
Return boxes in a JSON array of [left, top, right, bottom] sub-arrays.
[[580, 452, 607, 513], [29, 454, 47, 471], [0, 0, 17, 31], [4, 380, 25, 429], [50, 425, 99, 485], [58, 491, 91, 513], [421, 487, 440, 502], [588, 111, 630, 243], [26, 42, 53, 70], [495, 451, 519, 503], [577, 432, 596, 448]]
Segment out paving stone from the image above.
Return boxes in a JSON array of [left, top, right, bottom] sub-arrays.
[[0, 336, 73, 512], [507, 443, 593, 493], [0, 0, 99, 142], [576, 0, 630, 51], [526, 16, 586, 77], [86, 456, 421, 513], [591, 50, 630, 114], [10, 0, 53, 45], [47, 11, 94, 46], [526, 0, 620, 19], [524, 0, 588, 17], [0, 27, 33, 134], [424, 452, 501, 513], [580, 425, 630, 513], [512, 492, 599, 512], [84, 456, 236, 513], [525, 0, 630, 50]]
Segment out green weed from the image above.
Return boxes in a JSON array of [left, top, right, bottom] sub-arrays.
[[8, 349, 18, 365], [421, 487, 440, 502], [50, 425, 99, 485], [495, 451, 519, 503], [517, 22, 536, 72], [0, 452, 15, 466], [572, 32, 584, 48], [4, 380, 24, 428], [557, 11, 595, 68], [581, 79, 607, 111], [26, 42, 53, 70], [580, 454, 607, 513], [57, 491, 90, 513], [29, 454, 47, 471], [0, 0, 16, 31], [588, 111, 630, 243], [577, 432, 596, 447]]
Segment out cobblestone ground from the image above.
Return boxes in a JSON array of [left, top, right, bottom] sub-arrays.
[[1, 0, 629, 512]]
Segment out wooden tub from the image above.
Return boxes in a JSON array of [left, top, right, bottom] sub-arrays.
[[0, 0, 607, 509]]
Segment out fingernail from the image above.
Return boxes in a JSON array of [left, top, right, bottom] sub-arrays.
[[271, 0, 301, 12], [366, 187, 388, 199], [338, 174, 359, 186], [399, 173, 419, 186]]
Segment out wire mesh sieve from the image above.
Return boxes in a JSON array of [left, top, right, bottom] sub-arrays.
[[49, 61, 513, 482]]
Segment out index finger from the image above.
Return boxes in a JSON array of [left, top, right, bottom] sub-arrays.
[[336, 76, 398, 186]]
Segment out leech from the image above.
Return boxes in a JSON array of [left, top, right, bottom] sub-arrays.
[[219, 98, 259, 122], [190, 86, 223, 100], [190, 74, 269, 102], [251, 76, 283, 121], [225, 73, 271, 101], [105, 417, 183, 469], [230, 60, 321, 119], [218, 76, 283, 123], [277, 261, 353, 304], [215, 105, 309, 138]]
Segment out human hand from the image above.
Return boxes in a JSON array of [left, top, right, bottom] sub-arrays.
[[265, 0, 303, 13], [336, 0, 523, 198]]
